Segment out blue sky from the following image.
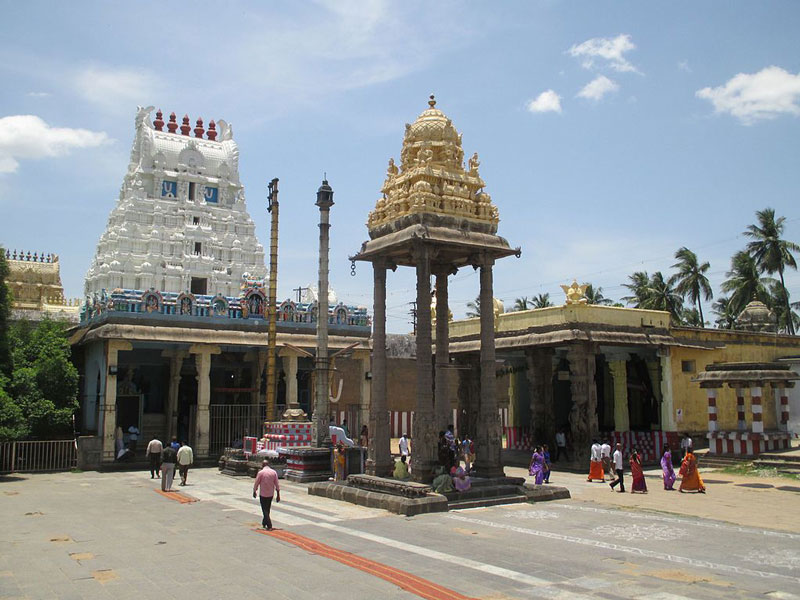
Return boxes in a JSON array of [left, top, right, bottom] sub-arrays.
[[1, 1, 799, 332]]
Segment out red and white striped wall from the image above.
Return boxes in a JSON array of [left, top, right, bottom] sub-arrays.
[[707, 430, 791, 455]]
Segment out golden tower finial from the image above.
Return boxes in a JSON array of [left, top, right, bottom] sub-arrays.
[[428, 94, 436, 108]]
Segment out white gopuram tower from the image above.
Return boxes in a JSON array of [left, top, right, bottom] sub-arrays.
[[85, 106, 265, 297]]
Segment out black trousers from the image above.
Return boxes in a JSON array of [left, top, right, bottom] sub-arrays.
[[610, 468, 625, 492], [555, 446, 567, 461], [259, 495, 274, 529], [148, 454, 161, 477]]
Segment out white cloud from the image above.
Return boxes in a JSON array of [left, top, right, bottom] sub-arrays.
[[577, 75, 619, 101], [26, 91, 51, 98], [527, 90, 562, 114], [678, 60, 691, 73], [696, 66, 800, 124], [568, 34, 640, 73], [74, 66, 159, 113], [0, 115, 108, 173]]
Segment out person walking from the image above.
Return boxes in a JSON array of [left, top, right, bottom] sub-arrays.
[[359, 425, 369, 448], [529, 445, 545, 485], [542, 444, 552, 483], [630, 448, 647, 493], [587, 440, 604, 482], [600, 440, 612, 480], [399, 433, 410, 459], [679, 450, 706, 493], [176, 441, 193, 486], [680, 434, 693, 458], [146, 435, 163, 479], [460, 434, 472, 473], [661, 445, 676, 490], [160, 443, 178, 492], [609, 443, 625, 493], [253, 459, 280, 530], [127, 424, 140, 452]]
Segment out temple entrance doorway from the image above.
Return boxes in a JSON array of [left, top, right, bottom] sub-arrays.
[[177, 372, 197, 446]]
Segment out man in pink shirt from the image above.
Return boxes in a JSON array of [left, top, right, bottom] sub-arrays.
[[253, 459, 280, 530]]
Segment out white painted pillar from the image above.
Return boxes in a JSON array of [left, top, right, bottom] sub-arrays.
[[706, 387, 718, 433], [101, 340, 133, 462], [750, 386, 763, 434], [659, 348, 676, 432], [190, 344, 221, 458]]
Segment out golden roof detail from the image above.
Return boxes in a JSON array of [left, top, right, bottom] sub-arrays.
[[367, 96, 500, 237]]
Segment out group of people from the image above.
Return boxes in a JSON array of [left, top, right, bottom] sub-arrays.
[[145, 435, 194, 492], [431, 465, 471, 493], [438, 426, 474, 474], [528, 444, 552, 484], [586, 438, 705, 494]]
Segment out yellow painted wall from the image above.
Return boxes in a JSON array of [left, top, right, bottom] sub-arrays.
[[670, 327, 798, 433]]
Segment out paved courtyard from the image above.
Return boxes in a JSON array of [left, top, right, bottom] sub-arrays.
[[2, 465, 799, 600]]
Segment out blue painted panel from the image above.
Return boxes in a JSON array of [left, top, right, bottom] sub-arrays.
[[204, 186, 218, 203], [161, 180, 178, 198]]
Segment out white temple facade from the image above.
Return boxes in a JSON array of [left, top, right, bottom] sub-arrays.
[[85, 106, 265, 297]]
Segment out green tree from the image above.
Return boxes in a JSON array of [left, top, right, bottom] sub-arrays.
[[0, 248, 11, 377], [583, 284, 612, 305], [465, 296, 481, 318], [670, 247, 713, 327], [767, 282, 799, 334], [680, 307, 703, 327], [531, 293, 552, 309], [640, 272, 684, 323], [720, 251, 773, 317], [712, 296, 738, 329], [7, 319, 79, 439], [513, 296, 530, 311], [622, 271, 650, 307], [744, 208, 800, 334]]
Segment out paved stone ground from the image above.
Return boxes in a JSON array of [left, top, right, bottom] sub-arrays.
[[2, 466, 799, 600]]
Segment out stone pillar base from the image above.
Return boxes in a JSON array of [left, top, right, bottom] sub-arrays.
[[366, 459, 394, 478], [280, 447, 332, 482]]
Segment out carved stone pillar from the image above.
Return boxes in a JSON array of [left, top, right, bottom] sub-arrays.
[[750, 385, 764, 434], [190, 344, 221, 458], [645, 359, 662, 428], [281, 351, 299, 411], [411, 244, 437, 482], [658, 348, 676, 431], [101, 340, 133, 462], [357, 350, 371, 438], [474, 256, 504, 478], [434, 269, 452, 432], [162, 349, 187, 443], [367, 260, 392, 477], [525, 348, 555, 447], [607, 354, 629, 432], [566, 342, 598, 455]]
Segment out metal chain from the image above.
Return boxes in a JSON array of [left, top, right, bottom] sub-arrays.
[[350, 260, 357, 277]]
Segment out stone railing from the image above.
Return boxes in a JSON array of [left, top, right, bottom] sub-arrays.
[[5, 249, 58, 263]]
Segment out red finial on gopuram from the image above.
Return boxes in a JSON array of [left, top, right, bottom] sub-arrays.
[[207, 120, 217, 141], [167, 112, 178, 133], [180, 114, 191, 136], [194, 117, 205, 138], [153, 109, 164, 131]]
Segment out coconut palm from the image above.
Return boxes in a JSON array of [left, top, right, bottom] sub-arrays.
[[712, 296, 737, 329], [513, 296, 531, 311], [669, 247, 713, 327], [744, 208, 800, 334], [465, 296, 481, 318], [531, 293, 552, 309], [680, 307, 703, 327], [767, 282, 800, 334], [640, 271, 684, 323], [622, 271, 650, 307], [583, 283, 612, 305], [720, 251, 773, 317]]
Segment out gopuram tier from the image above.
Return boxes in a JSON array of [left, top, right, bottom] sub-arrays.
[[352, 96, 520, 482], [85, 107, 265, 298]]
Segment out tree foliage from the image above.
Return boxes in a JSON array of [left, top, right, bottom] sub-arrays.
[[670, 247, 712, 327], [583, 284, 612, 306], [531, 293, 552, 309]]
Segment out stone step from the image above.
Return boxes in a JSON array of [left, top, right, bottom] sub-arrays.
[[448, 494, 529, 511], [758, 453, 800, 464]]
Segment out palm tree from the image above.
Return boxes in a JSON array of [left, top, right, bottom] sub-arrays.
[[513, 296, 531, 311], [531, 293, 552, 309], [465, 296, 481, 318], [712, 296, 738, 329], [640, 271, 684, 323], [680, 307, 703, 327], [744, 208, 800, 334], [720, 251, 773, 316], [583, 283, 612, 305], [622, 271, 650, 307], [669, 247, 713, 327], [767, 282, 800, 334]]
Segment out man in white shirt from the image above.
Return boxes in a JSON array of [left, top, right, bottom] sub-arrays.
[[146, 435, 163, 479], [176, 442, 193, 486], [609, 443, 625, 492], [600, 440, 612, 479], [555, 431, 567, 462], [399, 433, 410, 458], [588, 440, 604, 482], [680, 434, 693, 457]]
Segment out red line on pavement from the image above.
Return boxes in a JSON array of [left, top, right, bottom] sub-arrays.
[[155, 489, 198, 503], [254, 528, 476, 600]]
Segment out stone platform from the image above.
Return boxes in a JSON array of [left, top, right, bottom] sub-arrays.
[[307, 474, 570, 516]]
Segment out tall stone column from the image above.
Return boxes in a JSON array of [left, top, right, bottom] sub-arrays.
[[566, 343, 598, 455], [525, 348, 555, 446], [162, 349, 187, 442], [434, 269, 451, 432], [412, 244, 436, 482], [313, 180, 334, 448], [645, 358, 662, 428], [750, 385, 763, 434], [607, 354, 629, 432], [706, 387, 718, 433], [101, 340, 133, 462], [658, 348, 676, 431], [367, 260, 392, 476], [190, 344, 221, 458], [357, 350, 371, 438], [474, 256, 504, 479], [281, 351, 299, 410]]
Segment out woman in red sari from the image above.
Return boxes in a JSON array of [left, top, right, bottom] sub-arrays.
[[630, 448, 647, 493], [679, 450, 705, 493]]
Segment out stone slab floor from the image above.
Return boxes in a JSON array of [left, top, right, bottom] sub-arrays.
[[1, 467, 799, 600]]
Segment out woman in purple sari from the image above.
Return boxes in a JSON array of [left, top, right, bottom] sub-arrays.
[[661, 445, 676, 490], [529, 445, 545, 485]]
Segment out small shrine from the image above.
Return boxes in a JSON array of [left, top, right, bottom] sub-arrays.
[[5, 249, 81, 322], [352, 96, 519, 481], [693, 362, 795, 455]]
